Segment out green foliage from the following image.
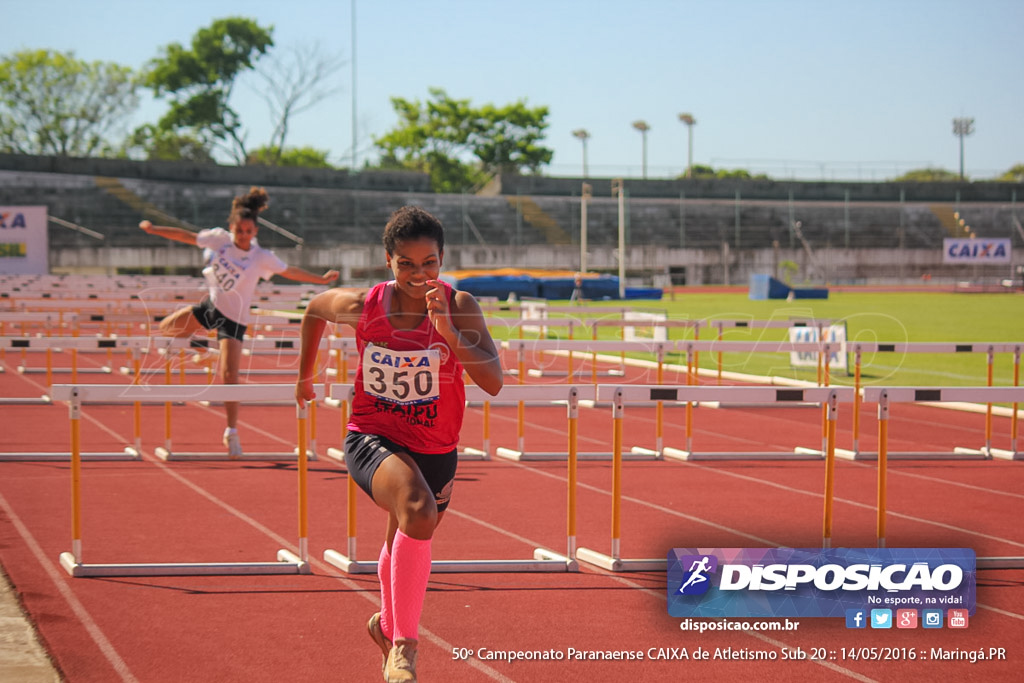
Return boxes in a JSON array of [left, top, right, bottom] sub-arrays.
[[995, 164, 1024, 182], [0, 49, 139, 156], [685, 164, 768, 180], [247, 145, 333, 168], [890, 167, 961, 182], [779, 260, 799, 285], [373, 87, 553, 192], [142, 17, 274, 163], [121, 124, 215, 163]]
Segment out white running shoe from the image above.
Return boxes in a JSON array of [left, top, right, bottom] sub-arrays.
[[223, 430, 243, 459]]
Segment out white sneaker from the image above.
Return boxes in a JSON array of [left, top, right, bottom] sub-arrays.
[[223, 430, 243, 459]]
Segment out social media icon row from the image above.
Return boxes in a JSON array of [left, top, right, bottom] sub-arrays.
[[845, 608, 968, 629]]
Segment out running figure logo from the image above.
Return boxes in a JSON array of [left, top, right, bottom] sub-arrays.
[[677, 554, 718, 595]]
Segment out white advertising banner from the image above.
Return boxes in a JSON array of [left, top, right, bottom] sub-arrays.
[[0, 206, 48, 274], [788, 323, 848, 374], [623, 310, 668, 342], [942, 238, 1011, 264]]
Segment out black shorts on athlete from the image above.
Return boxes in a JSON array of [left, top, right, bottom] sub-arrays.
[[344, 431, 458, 512], [191, 297, 247, 341]]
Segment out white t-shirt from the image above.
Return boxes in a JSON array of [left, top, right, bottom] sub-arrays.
[[196, 228, 287, 324]]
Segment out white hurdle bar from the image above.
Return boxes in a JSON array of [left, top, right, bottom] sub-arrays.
[[606, 382, 856, 461], [575, 386, 848, 571], [48, 383, 315, 577], [862, 386, 1024, 569], [857, 381, 1023, 461], [321, 383, 579, 574]]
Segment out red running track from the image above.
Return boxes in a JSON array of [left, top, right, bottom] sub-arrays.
[[0, 346, 1022, 682]]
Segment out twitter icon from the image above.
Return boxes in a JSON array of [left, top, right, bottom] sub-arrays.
[[870, 609, 892, 629]]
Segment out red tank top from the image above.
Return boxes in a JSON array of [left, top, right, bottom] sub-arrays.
[[348, 280, 466, 453]]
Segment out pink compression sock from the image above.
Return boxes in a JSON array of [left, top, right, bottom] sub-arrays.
[[390, 530, 432, 641], [377, 543, 393, 640]]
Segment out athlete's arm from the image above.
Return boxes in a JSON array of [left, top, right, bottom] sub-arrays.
[[278, 265, 340, 285], [138, 220, 198, 246], [430, 285, 503, 396], [295, 288, 367, 406]]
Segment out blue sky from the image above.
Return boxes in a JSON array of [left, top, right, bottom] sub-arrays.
[[4, 0, 1022, 181]]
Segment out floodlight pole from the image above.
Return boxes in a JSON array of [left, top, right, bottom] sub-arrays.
[[952, 117, 974, 181], [613, 179, 625, 299], [572, 129, 591, 178], [632, 121, 650, 179], [678, 113, 696, 178], [580, 182, 592, 275]]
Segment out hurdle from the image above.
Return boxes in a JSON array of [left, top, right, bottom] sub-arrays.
[[864, 385, 1024, 569], [50, 383, 312, 577], [0, 334, 160, 413], [0, 337, 154, 462], [839, 343, 1023, 460], [576, 385, 847, 571], [322, 383, 579, 573], [493, 339, 643, 461], [656, 342, 847, 460], [989, 346, 1022, 460]]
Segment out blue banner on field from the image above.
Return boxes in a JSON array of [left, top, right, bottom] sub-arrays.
[[667, 548, 975, 618]]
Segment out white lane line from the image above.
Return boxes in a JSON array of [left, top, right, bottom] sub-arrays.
[[0, 492, 138, 682]]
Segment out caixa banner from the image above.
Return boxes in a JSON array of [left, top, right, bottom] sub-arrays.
[[667, 548, 975, 618], [942, 238, 1011, 264]]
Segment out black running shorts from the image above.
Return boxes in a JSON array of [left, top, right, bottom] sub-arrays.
[[344, 431, 458, 512], [191, 297, 247, 341]]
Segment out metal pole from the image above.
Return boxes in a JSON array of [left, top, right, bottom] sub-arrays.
[[613, 179, 626, 299], [351, 0, 358, 171], [580, 183, 591, 274]]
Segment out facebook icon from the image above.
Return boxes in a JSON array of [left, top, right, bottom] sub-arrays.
[[845, 609, 867, 629]]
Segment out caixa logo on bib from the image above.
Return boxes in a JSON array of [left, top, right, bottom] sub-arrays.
[[667, 548, 975, 618]]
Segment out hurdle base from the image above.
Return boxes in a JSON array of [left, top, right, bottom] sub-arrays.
[[575, 547, 662, 573], [465, 400, 568, 408], [494, 447, 625, 462], [324, 446, 345, 463], [155, 446, 316, 462], [665, 447, 823, 461], [458, 447, 489, 460], [0, 447, 140, 462], [846, 449, 990, 461], [977, 556, 1024, 569], [526, 368, 625, 379], [323, 548, 576, 574], [989, 448, 1023, 461], [20, 366, 112, 374], [0, 396, 52, 405], [629, 447, 663, 459], [120, 366, 212, 376], [953, 446, 995, 460], [59, 550, 310, 577]]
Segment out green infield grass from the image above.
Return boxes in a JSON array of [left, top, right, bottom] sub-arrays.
[[491, 289, 1024, 388]]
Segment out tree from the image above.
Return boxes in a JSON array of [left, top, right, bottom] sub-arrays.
[[143, 17, 274, 164], [121, 125, 216, 164], [247, 145, 333, 168], [995, 164, 1024, 183], [891, 167, 961, 182], [252, 43, 344, 165], [374, 88, 553, 192], [0, 49, 139, 157], [684, 164, 768, 180]]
